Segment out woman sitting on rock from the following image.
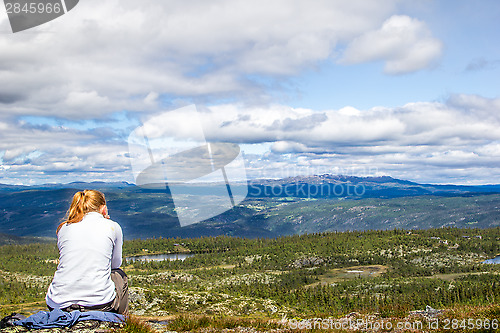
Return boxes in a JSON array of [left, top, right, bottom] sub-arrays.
[[45, 190, 128, 315]]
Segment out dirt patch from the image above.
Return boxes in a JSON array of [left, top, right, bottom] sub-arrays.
[[306, 265, 388, 287]]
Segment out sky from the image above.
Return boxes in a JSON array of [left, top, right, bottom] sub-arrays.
[[0, 0, 499, 185]]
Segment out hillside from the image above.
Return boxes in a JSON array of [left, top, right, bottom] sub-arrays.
[[0, 233, 55, 246], [239, 194, 500, 235], [0, 175, 499, 239]]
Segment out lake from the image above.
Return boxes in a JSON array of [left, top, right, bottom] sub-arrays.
[[482, 255, 500, 264], [126, 253, 195, 262]]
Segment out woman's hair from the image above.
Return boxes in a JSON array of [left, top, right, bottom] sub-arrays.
[[57, 190, 106, 233]]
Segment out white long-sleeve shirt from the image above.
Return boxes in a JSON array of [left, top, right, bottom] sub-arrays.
[[46, 212, 123, 309]]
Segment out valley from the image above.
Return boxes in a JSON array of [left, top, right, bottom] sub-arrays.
[[1, 175, 500, 240], [0, 227, 499, 332]]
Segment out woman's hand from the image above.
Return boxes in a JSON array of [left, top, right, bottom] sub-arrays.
[[100, 205, 110, 219]]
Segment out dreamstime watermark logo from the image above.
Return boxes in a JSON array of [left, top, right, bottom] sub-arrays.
[[3, 0, 79, 33], [127, 105, 248, 227]]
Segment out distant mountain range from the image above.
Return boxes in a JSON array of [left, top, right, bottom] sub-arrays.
[[0, 181, 134, 191], [248, 175, 500, 198], [1, 175, 499, 240]]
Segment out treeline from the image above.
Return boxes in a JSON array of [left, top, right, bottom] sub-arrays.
[[0, 276, 47, 308], [278, 273, 500, 317], [0, 243, 57, 316], [126, 227, 500, 274], [124, 227, 500, 257], [0, 243, 58, 276], [1, 227, 496, 278], [184, 269, 499, 317]]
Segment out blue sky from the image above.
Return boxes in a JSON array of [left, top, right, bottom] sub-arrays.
[[294, 1, 500, 110], [0, 0, 499, 185]]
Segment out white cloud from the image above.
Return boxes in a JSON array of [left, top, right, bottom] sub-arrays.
[[128, 97, 500, 153], [0, 0, 404, 119], [64, 91, 111, 114], [1, 94, 499, 185], [0, 117, 133, 184], [340, 15, 443, 74], [447, 94, 500, 122]]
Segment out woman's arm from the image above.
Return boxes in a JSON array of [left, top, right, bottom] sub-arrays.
[[111, 223, 123, 269]]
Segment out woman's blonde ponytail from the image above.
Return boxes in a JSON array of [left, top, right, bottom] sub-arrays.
[[57, 190, 106, 234]]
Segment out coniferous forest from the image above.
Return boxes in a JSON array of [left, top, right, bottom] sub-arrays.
[[0, 227, 499, 332]]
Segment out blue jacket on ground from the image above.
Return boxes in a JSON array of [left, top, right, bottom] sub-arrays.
[[14, 309, 124, 329]]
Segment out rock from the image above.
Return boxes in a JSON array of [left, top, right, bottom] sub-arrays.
[[409, 305, 444, 319], [290, 257, 324, 268]]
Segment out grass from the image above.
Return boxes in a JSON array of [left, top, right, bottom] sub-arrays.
[[112, 316, 156, 333], [434, 303, 500, 333], [112, 314, 284, 333], [0, 300, 47, 318], [304, 264, 388, 288], [166, 314, 283, 332]]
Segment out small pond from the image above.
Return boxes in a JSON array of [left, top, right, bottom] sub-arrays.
[[126, 253, 195, 262], [482, 255, 500, 264]]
